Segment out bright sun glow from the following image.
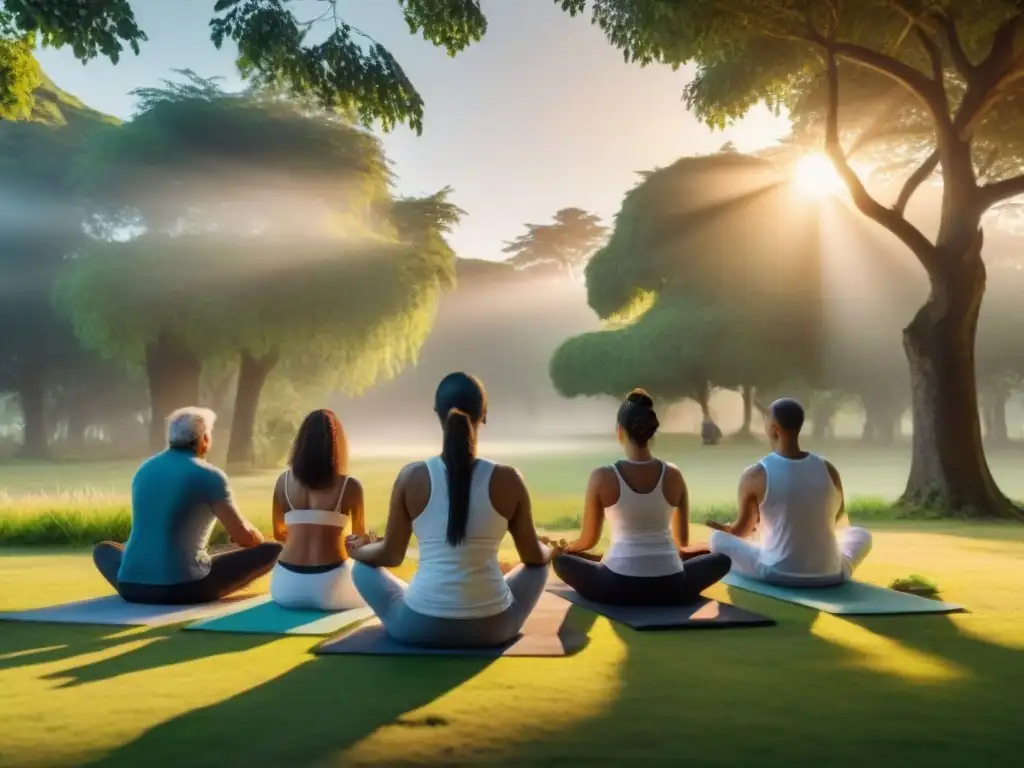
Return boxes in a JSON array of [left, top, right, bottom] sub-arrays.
[[794, 153, 845, 198]]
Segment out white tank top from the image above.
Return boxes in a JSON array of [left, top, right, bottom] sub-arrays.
[[403, 456, 513, 619], [601, 461, 684, 578], [282, 472, 351, 531], [757, 452, 842, 577]]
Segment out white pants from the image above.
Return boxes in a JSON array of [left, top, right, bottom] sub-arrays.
[[269, 561, 367, 612], [709, 527, 874, 587]]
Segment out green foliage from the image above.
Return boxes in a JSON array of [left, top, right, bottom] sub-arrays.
[[888, 573, 940, 597], [1, 1, 488, 131], [555, 151, 823, 403], [502, 208, 608, 276], [78, 71, 392, 232]]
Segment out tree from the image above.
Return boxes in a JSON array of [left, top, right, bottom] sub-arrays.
[[1, 0, 487, 131], [59, 76, 459, 460], [0, 75, 118, 457], [550, 152, 824, 424], [502, 208, 608, 277], [558, 1, 1024, 518]]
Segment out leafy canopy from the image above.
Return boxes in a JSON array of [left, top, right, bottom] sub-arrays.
[[557, 1, 1024, 273], [552, 152, 825, 402], [2, 0, 487, 131]]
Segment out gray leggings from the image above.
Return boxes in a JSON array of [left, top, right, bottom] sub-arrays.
[[351, 562, 550, 648]]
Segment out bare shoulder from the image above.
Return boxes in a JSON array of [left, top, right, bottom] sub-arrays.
[[821, 458, 843, 488], [489, 463, 527, 519], [740, 462, 767, 487], [342, 474, 364, 499], [589, 465, 617, 486], [397, 461, 429, 489], [491, 463, 527, 493], [660, 461, 686, 504]]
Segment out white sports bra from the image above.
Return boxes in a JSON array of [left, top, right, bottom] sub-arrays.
[[282, 471, 351, 529]]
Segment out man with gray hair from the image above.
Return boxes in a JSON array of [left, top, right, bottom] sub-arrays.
[[92, 407, 282, 604]]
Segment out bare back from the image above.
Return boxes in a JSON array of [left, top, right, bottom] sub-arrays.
[[273, 471, 365, 566]]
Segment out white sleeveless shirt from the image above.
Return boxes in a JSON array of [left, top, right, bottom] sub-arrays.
[[601, 461, 684, 578], [403, 456, 513, 619], [757, 452, 843, 577]]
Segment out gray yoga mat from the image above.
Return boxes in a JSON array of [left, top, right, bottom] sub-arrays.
[[185, 596, 374, 636], [0, 594, 255, 627], [722, 573, 965, 615], [315, 591, 587, 657], [546, 585, 775, 630]]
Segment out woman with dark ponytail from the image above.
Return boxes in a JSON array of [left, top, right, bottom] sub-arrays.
[[550, 389, 733, 606], [348, 372, 559, 648]]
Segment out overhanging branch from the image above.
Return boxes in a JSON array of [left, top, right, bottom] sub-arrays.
[[894, 149, 940, 215], [979, 174, 1024, 211], [929, 9, 976, 78], [824, 52, 938, 271], [953, 14, 1024, 138]]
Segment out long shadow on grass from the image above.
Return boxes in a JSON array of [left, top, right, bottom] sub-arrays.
[[82, 652, 497, 768], [0, 622, 277, 685], [474, 587, 1022, 768]]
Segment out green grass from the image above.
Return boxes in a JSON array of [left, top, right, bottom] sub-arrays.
[[4, 438, 1023, 545], [1, 522, 1023, 767]]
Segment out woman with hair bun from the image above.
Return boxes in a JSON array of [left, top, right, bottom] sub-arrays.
[[550, 389, 732, 606], [348, 372, 560, 648]]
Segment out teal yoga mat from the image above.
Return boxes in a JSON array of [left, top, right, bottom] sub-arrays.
[[722, 573, 965, 615], [185, 596, 374, 636]]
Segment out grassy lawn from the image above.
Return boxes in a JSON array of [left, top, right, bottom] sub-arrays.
[[4, 438, 1024, 545], [0, 522, 1022, 767], [2, 442, 1023, 765]]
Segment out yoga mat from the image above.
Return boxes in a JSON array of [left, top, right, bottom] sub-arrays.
[[546, 585, 775, 630], [0, 595, 253, 627], [185, 596, 375, 636], [315, 592, 587, 657], [722, 573, 965, 615]]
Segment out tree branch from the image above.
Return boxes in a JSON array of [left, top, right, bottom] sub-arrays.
[[953, 15, 1024, 138], [894, 149, 940, 215], [928, 9, 976, 78], [824, 52, 938, 271], [979, 174, 1024, 211]]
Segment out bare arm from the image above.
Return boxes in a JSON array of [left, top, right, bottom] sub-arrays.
[[348, 466, 413, 568], [707, 465, 762, 539], [347, 478, 367, 537], [564, 469, 605, 554], [824, 460, 848, 526], [271, 476, 287, 543], [670, 471, 690, 549], [212, 500, 264, 548], [502, 466, 552, 566]]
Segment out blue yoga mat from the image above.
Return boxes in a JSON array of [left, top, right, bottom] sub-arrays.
[[185, 596, 374, 636], [722, 573, 965, 615]]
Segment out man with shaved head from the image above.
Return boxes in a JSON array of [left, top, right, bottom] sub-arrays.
[[707, 398, 873, 586]]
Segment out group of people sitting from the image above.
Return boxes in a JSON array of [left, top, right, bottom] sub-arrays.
[[92, 372, 874, 649]]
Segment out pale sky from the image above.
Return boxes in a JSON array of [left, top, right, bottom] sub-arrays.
[[35, 0, 792, 260]]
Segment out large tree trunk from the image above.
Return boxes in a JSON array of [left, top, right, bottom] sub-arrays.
[[226, 349, 279, 469], [17, 365, 49, 460], [145, 333, 203, 452], [901, 245, 1018, 517]]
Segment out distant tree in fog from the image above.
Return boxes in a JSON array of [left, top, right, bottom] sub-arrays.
[[0, 75, 142, 458], [502, 208, 608, 278], [56, 74, 461, 465], [550, 153, 822, 430]]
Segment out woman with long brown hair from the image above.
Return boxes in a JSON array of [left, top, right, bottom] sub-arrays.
[[269, 409, 370, 611]]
